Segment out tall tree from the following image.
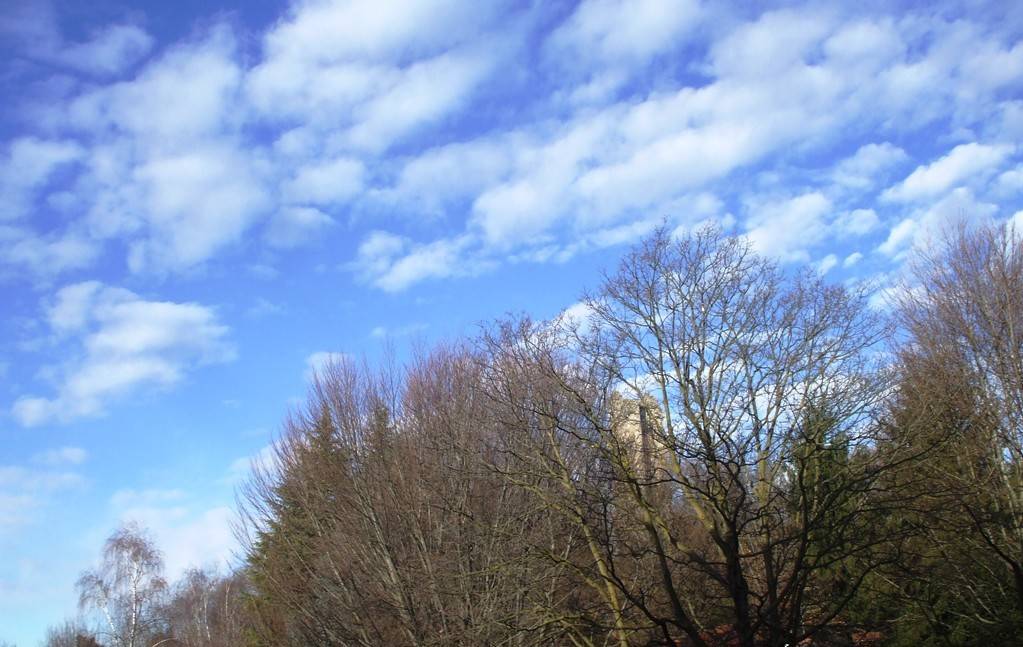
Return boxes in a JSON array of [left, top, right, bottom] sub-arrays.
[[888, 221, 1023, 640], [77, 523, 168, 647], [485, 226, 909, 646]]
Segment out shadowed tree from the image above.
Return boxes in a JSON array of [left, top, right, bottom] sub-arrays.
[[883, 221, 1023, 641]]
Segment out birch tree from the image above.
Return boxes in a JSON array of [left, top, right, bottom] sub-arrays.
[[77, 523, 168, 647]]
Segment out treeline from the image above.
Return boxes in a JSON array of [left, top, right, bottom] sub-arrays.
[[44, 223, 1023, 646]]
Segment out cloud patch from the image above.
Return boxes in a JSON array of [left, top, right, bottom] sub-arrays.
[[12, 282, 234, 427]]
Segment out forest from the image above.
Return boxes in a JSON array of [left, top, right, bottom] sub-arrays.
[[38, 221, 1023, 646]]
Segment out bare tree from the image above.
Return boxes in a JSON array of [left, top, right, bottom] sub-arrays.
[[238, 346, 551, 646], [162, 567, 249, 647], [481, 226, 911, 646], [77, 523, 168, 647], [42, 620, 99, 647], [894, 220, 1023, 634]]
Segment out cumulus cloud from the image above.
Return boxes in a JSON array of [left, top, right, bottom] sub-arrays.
[[0, 225, 99, 279], [357, 233, 481, 292], [0, 137, 83, 221], [816, 254, 839, 274], [831, 142, 908, 189], [877, 187, 1000, 259], [837, 209, 881, 236], [125, 146, 271, 272], [883, 143, 1014, 202], [283, 157, 364, 206], [2, 0, 1023, 288], [264, 206, 335, 249], [54, 25, 154, 77], [2, 3, 153, 78], [12, 282, 234, 426], [745, 192, 833, 262], [547, 0, 701, 81]]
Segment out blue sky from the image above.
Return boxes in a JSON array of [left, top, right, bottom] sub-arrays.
[[1, 0, 1022, 643]]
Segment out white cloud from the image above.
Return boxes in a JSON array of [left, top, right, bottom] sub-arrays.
[[12, 283, 234, 426], [248, 0, 504, 153], [126, 146, 271, 273], [304, 351, 348, 382], [995, 165, 1023, 195], [108, 489, 237, 576], [4, 1, 1023, 290], [709, 9, 834, 79], [844, 251, 864, 268], [882, 143, 1014, 202], [68, 28, 241, 141], [363, 234, 480, 292], [369, 323, 427, 339], [351, 230, 409, 277], [0, 226, 99, 279], [265, 206, 335, 249], [0, 464, 85, 533], [260, 0, 497, 65], [877, 187, 999, 259], [559, 301, 596, 333], [877, 218, 918, 258], [837, 208, 881, 236], [1011, 210, 1023, 232], [3, 2, 153, 78], [54, 24, 154, 77], [816, 254, 839, 274], [52, 28, 277, 274], [831, 142, 908, 189], [745, 192, 833, 262], [345, 49, 496, 153], [548, 0, 701, 66], [384, 138, 513, 217], [0, 137, 83, 221], [283, 157, 364, 206], [32, 446, 88, 466]]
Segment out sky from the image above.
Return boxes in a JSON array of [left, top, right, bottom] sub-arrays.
[[1, 0, 1022, 643]]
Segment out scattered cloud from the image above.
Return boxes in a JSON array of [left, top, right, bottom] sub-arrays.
[[831, 142, 908, 190], [550, 0, 700, 65], [32, 446, 88, 466], [837, 209, 881, 236], [264, 206, 335, 249], [877, 187, 999, 259], [882, 143, 1013, 203], [816, 254, 839, 274], [0, 464, 85, 533], [745, 192, 832, 262], [0, 1, 1019, 287], [0, 137, 83, 221], [12, 282, 234, 426]]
